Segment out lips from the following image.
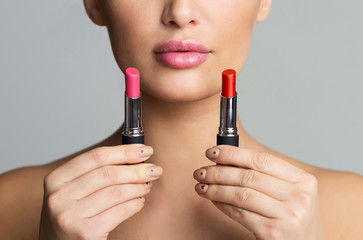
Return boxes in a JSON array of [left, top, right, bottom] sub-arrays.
[[154, 39, 211, 68]]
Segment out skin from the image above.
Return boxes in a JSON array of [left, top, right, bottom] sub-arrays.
[[0, 0, 363, 239]]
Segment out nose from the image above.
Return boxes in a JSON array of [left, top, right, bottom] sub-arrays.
[[161, 0, 199, 28]]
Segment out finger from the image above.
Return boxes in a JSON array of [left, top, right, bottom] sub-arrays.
[[196, 184, 283, 218], [206, 146, 305, 183], [47, 144, 153, 189], [194, 166, 293, 201], [76, 183, 151, 218], [212, 201, 272, 239], [63, 164, 162, 200], [84, 197, 146, 235]]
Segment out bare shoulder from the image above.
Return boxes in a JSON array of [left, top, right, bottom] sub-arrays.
[[0, 154, 76, 239], [0, 164, 51, 239], [315, 168, 363, 240]]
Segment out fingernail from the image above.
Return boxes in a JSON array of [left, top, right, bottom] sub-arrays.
[[194, 168, 207, 180], [137, 146, 153, 157], [195, 183, 208, 194], [147, 166, 163, 177], [206, 147, 220, 160]]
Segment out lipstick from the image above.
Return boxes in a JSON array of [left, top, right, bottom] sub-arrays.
[[217, 69, 239, 147], [122, 67, 144, 144]]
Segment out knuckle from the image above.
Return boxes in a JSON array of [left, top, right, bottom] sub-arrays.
[[302, 173, 318, 191], [47, 190, 65, 210], [74, 229, 94, 240], [252, 151, 270, 170], [135, 166, 146, 180], [74, 233, 87, 240], [55, 211, 72, 230], [223, 146, 239, 164], [100, 166, 117, 181], [115, 200, 142, 218], [108, 186, 124, 200], [240, 170, 257, 186], [43, 174, 55, 193], [205, 185, 217, 199], [288, 208, 306, 227], [213, 167, 223, 182], [232, 206, 246, 219], [134, 168, 147, 180], [114, 204, 127, 217], [294, 190, 313, 208], [43, 172, 60, 193], [80, 219, 97, 237], [90, 147, 109, 164], [264, 221, 282, 240], [235, 188, 249, 203], [43, 173, 53, 187], [269, 229, 282, 240]]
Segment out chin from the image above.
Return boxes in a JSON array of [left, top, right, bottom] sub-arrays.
[[139, 62, 222, 102], [141, 74, 220, 103]]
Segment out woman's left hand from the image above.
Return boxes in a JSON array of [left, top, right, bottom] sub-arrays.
[[193, 145, 325, 240]]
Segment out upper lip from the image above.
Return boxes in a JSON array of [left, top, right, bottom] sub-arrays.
[[154, 39, 211, 54]]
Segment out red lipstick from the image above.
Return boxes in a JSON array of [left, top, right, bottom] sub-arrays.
[[217, 69, 239, 147], [222, 69, 236, 98], [122, 67, 144, 144]]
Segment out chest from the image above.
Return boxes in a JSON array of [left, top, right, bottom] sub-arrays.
[[107, 199, 255, 240]]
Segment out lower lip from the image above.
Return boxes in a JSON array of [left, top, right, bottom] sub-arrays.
[[154, 52, 210, 68]]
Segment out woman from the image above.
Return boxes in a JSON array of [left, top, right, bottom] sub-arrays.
[[1, 0, 362, 239]]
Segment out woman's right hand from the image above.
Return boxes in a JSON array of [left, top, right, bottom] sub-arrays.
[[39, 144, 161, 240]]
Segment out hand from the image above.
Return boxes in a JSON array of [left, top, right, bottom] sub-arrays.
[[39, 144, 163, 240], [193, 145, 325, 240]]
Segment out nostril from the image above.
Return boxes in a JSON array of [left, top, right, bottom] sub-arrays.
[[167, 20, 179, 27]]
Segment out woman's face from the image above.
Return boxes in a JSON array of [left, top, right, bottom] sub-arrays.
[[86, 0, 271, 102]]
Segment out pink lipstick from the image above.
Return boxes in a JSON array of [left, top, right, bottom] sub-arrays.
[[125, 68, 140, 99], [122, 67, 144, 144], [217, 69, 239, 147], [154, 39, 210, 68]]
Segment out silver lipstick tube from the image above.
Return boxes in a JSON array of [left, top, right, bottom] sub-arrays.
[[218, 94, 238, 137], [217, 93, 239, 147], [122, 94, 144, 143]]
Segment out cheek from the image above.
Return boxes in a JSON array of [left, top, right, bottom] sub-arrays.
[[209, 1, 260, 73], [104, 2, 159, 70]]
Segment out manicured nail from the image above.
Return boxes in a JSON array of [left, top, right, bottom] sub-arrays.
[[195, 183, 208, 194], [206, 147, 220, 160], [147, 166, 163, 177], [137, 146, 153, 157], [194, 168, 207, 180]]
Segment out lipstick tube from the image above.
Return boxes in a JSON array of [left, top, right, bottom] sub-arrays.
[[217, 69, 239, 147], [122, 68, 144, 144]]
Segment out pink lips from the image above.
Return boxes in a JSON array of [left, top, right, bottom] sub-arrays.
[[154, 39, 211, 68]]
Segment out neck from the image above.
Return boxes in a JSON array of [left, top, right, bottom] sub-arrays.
[[143, 92, 221, 167], [139, 92, 262, 182]]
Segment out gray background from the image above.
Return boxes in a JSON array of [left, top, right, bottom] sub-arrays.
[[1, 0, 362, 174]]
